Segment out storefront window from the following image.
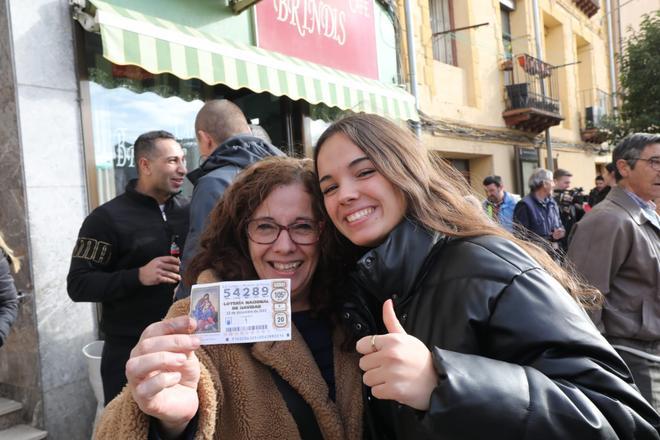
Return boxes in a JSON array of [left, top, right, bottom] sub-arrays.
[[88, 81, 203, 204], [306, 103, 348, 151], [81, 33, 302, 207]]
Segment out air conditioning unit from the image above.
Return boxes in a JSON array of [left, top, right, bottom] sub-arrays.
[[585, 106, 605, 128]]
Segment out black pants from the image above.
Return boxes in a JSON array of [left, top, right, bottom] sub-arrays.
[[101, 337, 138, 405]]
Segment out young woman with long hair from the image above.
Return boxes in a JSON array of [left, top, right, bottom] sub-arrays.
[[314, 113, 660, 439]]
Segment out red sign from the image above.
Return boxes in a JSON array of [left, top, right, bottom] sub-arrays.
[[255, 0, 379, 79]]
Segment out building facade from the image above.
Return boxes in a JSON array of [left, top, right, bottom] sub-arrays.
[[399, 0, 618, 196]]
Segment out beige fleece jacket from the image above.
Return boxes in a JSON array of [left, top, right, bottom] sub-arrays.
[[95, 270, 363, 440]]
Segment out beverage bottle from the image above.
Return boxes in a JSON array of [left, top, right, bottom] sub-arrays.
[[170, 235, 181, 258]]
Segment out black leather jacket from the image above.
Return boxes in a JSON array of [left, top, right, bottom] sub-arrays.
[[341, 219, 660, 440], [67, 180, 189, 339]]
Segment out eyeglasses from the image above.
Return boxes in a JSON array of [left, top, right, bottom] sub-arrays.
[[246, 219, 321, 245], [636, 157, 660, 171]]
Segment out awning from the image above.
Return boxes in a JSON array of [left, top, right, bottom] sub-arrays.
[[80, 0, 418, 122]]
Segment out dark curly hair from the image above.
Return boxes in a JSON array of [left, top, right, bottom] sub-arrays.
[[185, 156, 343, 317]]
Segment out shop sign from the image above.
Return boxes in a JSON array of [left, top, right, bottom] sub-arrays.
[[518, 147, 539, 162], [255, 0, 378, 78]]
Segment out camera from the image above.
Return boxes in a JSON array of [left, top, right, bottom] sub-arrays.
[[554, 188, 587, 219], [554, 187, 586, 206]]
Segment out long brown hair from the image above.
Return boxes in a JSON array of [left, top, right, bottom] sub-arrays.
[[185, 157, 341, 315], [314, 113, 600, 308], [0, 233, 20, 273]]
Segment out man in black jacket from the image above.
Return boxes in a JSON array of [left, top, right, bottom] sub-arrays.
[[67, 130, 189, 404], [588, 174, 611, 207], [174, 100, 283, 299]]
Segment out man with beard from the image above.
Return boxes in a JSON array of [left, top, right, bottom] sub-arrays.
[[553, 168, 585, 251], [482, 175, 519, 232]]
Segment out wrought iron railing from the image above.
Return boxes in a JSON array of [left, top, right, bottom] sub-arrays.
[[504, 54, 561, 115]]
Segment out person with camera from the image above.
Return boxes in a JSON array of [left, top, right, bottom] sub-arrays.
[[552, 169, 585, 252]]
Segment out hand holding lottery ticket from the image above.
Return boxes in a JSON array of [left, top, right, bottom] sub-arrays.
[[190, 279, 292, 345], [125, 316, 201, 437]]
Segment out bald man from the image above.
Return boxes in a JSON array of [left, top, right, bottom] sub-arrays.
[[175, 100, 284, 299]]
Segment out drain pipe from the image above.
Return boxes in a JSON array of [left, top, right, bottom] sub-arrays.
[[531, 0, 553, 171], [403, 0, 421, 137], [605, 0, 619, 112]]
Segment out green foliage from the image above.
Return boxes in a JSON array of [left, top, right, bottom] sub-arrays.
[[618, 11, 660, 134], [598, 113, 630, 144]]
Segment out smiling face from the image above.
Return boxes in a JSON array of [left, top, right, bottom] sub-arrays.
[[316, 133, 407, 248], [141, 138, 187, 203], [248, 183, 319, 311]]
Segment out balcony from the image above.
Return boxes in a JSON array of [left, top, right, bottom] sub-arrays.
[[502, 54, 563, 134], [573, 0, 600, 17], [579, 88, 613, 143]]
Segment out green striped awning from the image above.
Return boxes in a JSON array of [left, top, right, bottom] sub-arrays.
[[85, 0, 418, 121]]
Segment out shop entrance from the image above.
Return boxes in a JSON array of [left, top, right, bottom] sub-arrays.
[[80, 32, 310, 208]]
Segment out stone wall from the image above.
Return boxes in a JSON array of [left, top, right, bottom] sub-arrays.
[[0, 0, 98, 438], [0, 0, 42, 428]]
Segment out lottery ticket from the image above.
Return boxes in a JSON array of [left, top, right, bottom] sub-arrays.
[[189, 279, 291, 345]]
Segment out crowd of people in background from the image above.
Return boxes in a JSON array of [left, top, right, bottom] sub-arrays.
[[486, 133, 660, 414], [2, 98, 657, 438], [83, 111, 659, 439]]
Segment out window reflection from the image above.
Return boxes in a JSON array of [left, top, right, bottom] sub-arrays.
[[307, 103, 347, 149], [88, 82, 203, 204]]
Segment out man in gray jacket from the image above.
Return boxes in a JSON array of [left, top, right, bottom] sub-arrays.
[[175, 100, 284, 299], [568, 133, 660, 410]]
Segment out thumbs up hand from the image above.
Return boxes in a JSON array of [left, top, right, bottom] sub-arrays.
[[355, 299, 438, 411]]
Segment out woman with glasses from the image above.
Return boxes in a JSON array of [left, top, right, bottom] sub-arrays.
[[96, 157, 362, 440]]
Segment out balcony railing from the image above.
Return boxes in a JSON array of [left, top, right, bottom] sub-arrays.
[[579, 88, 613, 143], [573, 0, 600, 18], [502, 54, 563, 133], [506, 84, 560, 114]]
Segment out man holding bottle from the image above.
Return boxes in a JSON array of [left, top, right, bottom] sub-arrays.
[[67, 130, 189, 404]]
